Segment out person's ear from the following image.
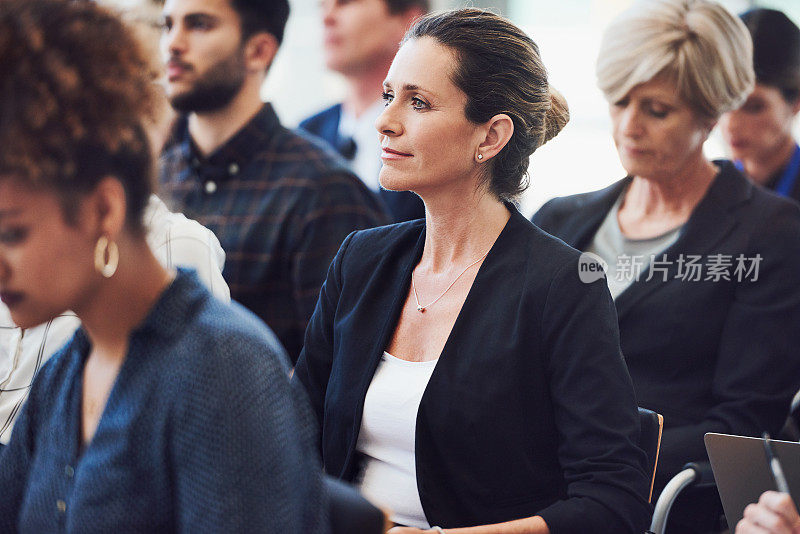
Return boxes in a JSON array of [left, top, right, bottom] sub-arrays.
[[88, 176, 127, 240], [791, 96, 800, 117], [475, 114, 514, 163], [244, 32, 279, 73]]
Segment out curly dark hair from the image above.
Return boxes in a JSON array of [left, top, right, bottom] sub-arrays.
[[0, 0, 160, 232]]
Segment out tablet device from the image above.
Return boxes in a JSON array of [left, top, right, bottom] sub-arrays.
[[705, 432, 800, 527]]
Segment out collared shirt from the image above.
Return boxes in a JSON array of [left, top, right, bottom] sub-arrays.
[[764, 145, 800, 203], [338, 99, 385, 192], [735, 142, 800, 203], [159, 104, 390, 362], [0, 270, 327, 533], [0, 195, 229, 444]]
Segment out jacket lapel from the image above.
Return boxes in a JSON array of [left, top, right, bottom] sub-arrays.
[[560, 179, 630, 250], [340, 224, 426, 478], [614, 162, 752, 319], [320, 104, 343, 148]]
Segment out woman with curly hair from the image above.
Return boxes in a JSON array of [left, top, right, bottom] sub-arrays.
[[0, 1, 326, 532]]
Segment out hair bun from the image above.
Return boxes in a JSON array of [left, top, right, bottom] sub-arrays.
[[542, 87, 569, 145]]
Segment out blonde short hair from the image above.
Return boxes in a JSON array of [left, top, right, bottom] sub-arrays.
[[596, 0, 754, 120]]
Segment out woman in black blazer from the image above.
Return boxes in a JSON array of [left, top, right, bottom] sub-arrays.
[[295, 9, 650, 534], [532, 1, 800, 532]]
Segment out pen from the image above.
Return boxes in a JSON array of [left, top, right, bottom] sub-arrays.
[[762, 432, 792, 494]]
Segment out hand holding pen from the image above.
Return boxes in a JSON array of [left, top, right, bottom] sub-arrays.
[[764, 432, 792, 494], [737, 491, 800, 534], [735, 434, 800, 534]]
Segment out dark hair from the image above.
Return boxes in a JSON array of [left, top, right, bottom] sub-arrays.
[[740, 8, 800, 103], [385, 0, 429, 16], [0, 0, 159, 232], [405, 8, 569, 200], [232, 0, 290, 44]]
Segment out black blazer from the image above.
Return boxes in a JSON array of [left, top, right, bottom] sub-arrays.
[[533, 161, 800, 486], [294, 206, 651, 533], [299, 103, 425, 223]]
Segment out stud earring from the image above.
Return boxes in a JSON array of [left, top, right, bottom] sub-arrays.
[[477, 153, 484, 161]]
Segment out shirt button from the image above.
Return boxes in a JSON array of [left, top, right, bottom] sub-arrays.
[[56, 500, 66, 513], [204, 180, 217, 194], [228, 163, 239, 175], [65, 465, 74, 478]]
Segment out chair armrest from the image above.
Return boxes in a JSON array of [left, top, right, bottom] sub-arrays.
[[648, 462, 716, 534]]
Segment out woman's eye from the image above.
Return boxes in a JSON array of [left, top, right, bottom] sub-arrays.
[[742, 101, 766, 114], [613, 98, 629, 108], [381, 92, 393, 105], [411, 97, 428, 110], [0, 227, 28, 245]]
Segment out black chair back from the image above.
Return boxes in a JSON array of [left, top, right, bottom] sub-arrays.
[[325, 475, 385, 534], [638, 407, 664, 503]]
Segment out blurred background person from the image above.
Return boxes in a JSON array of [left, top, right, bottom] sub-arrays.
[[0, 0, 231, 449], [0, 0, 326, 531], [300, 0, 428, 222], [158, 0, 389, 363], [296, 8, 651, 533], [720, 8, 800, 204], [533, 0, 800, 531]]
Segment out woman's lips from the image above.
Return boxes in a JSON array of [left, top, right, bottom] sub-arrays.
[[0, 291, 23, 308], [381, 147, 413, 159], [621, 145, 650, 157]]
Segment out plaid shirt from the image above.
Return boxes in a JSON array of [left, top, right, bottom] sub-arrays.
[[159, 104, 390, 362]]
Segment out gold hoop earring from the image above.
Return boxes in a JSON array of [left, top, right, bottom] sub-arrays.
[[94, 236, 119, 278]]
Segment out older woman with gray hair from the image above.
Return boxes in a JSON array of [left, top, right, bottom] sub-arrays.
[[534, 0, 800, 531]]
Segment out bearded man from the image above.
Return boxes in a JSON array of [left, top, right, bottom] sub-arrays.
[[158, 0, 389, 363]]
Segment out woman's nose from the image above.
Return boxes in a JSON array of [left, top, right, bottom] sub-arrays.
[[619, 106, 644, 138], [375, 104, 402, 137]]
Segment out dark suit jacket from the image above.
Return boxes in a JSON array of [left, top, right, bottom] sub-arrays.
[[533, 161, 800, 488], [300, 104, 426, 223], [294, 206, 651, 534]]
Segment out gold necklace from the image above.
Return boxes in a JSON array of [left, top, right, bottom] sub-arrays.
[[411, 250, 490, 313]]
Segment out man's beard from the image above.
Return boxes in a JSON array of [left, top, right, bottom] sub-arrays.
[[168, 49, 247, 114]]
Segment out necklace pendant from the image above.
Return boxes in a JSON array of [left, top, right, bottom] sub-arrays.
[[417, 305, 425, 313]]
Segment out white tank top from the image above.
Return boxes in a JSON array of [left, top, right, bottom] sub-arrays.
[[356, 351, 438, 528]]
